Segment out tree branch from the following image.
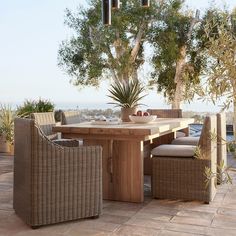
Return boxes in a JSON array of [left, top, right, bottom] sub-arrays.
[[187, 10, 201, 40], [130, 21, 146, 63]]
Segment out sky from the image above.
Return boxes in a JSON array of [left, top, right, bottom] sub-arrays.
[[0, 0, 235, 111]]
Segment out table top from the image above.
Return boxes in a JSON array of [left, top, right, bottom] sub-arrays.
[[53, 118, 194, 138]]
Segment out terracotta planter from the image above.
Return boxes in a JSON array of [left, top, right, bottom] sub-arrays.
[[121, 107, 137, 122], [0, 135, 10, 153], [9, 144, 14, 155]]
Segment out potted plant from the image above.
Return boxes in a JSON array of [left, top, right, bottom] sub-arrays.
[[0, 104, 15, 154], [108, 79, 147, 122]]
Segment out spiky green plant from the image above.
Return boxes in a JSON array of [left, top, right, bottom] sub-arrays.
[[0, 104, 15, 144], [107, 80, 147, 108]]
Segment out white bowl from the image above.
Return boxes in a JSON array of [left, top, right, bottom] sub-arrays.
[[129, 115, 157, 123]]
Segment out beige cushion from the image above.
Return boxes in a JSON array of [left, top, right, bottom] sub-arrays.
[[176, 131, 186, 138], [151, 144, 196, 157], [171, 136, 199, 146]]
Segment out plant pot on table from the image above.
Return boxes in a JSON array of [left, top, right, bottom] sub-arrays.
[[121, 107, 137, 122]]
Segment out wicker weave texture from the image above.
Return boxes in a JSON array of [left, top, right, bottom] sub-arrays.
[[152, 158, 214, 202], [31, 112, 58, 140], [14, 118, 103, 227], [147, 109, 182, 118], [152, 116, 217, 203], [217, 113, 227, 183], [61, 111, 81, 125]]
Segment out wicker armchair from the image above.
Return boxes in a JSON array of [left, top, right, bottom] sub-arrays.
[[171, 113, 227, 184], [147, 108, 187, 137], [31, 112, 58, 140], [144, 109, 186, 175], [31, 112, 81, 146], [13, 118, 103, 227], [147, 109, 182, 118], [61, 111, 81, 125], [151, 116, 217, 203]]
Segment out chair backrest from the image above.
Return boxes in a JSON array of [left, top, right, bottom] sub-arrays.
[[147, 109, 182, 118], [217, 113, 227, 167], [61, 111, 81, 125], [31, 112, 58, 140], [14, 118, 34, 218], [198, 115, 217, 160]]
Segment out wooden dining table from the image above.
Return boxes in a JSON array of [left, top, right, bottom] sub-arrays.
[[53, 118, 194, 203]]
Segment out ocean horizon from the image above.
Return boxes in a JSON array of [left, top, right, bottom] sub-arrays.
[[1, 101, 233, 113]]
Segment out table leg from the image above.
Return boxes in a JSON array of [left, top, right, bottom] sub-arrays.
[[84, 139, 144, 203]]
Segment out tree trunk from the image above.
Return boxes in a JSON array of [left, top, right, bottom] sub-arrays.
[[171, 46, 186, 109], [171, 12, 200, 109]]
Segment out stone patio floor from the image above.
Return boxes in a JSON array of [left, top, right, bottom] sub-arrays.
[[1, 154, 236, 236]]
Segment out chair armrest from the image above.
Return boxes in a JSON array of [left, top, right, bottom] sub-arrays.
[[53, 139, 80, 147]]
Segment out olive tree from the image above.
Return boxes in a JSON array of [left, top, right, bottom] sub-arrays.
[[148, 0, 207, 109], [58, 0, 161, 87], [203, 8, 236, 136]]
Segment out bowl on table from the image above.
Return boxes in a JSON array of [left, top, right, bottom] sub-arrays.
[[129, 115, 157, 124]]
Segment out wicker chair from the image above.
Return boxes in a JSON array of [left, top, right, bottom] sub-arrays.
[[13, 118, 103, 228], [31, 112, 58, 140], [144, 109, 186, 175], [31, 112, 80, 146], [147, 109, 183, 118], [171, 113, 227, 184], [151, 116, 217, 203], [61, 111, 83, 145], [61, 111, 81, 125]]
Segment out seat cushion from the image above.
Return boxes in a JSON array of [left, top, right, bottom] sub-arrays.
[[176, 131, 186, 138], [151, 144, 196, 157], [171, 136, 199, 146]]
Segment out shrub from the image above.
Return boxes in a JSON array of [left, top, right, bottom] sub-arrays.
[[0, 104, 15, 144], [16, 98, 54, 118]]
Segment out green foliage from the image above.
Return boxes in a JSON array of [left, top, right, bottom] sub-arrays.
[[201, 8, 236, 139], [148, 0, 207, 103], [205, 160, 232, 187], [0, 104, 15, 144], [58, 0, 161, 87], [107, 79, 147, 108], [202, 9, 236, 106], [16, 99, 54, 118]]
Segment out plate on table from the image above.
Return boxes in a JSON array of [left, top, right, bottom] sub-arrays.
[[91, 120, 121, 125], [129, 115, 157, 124]]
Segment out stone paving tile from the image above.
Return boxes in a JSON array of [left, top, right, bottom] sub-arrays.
[[102, 208, 139, 218], [148, 199, 185, 209], [111, 225, 160, 236], [163, 223, 210, 235], [170, 215, 212, 227], [96, 213, 130, 224], [139, 204, 181, 216], [207, 227, 236, 236], [0, 211, 29, 236], [125, 217, 167, 230], [158, 229, 202, 236], [180, 202, 218, 214], [132, 211, 173, 222], [217, 207, 236, 217], [211, 214, 236, 229], [64, 228, 111, 236], [176, 210, 215, 220], [71, 219, 121, 232]]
